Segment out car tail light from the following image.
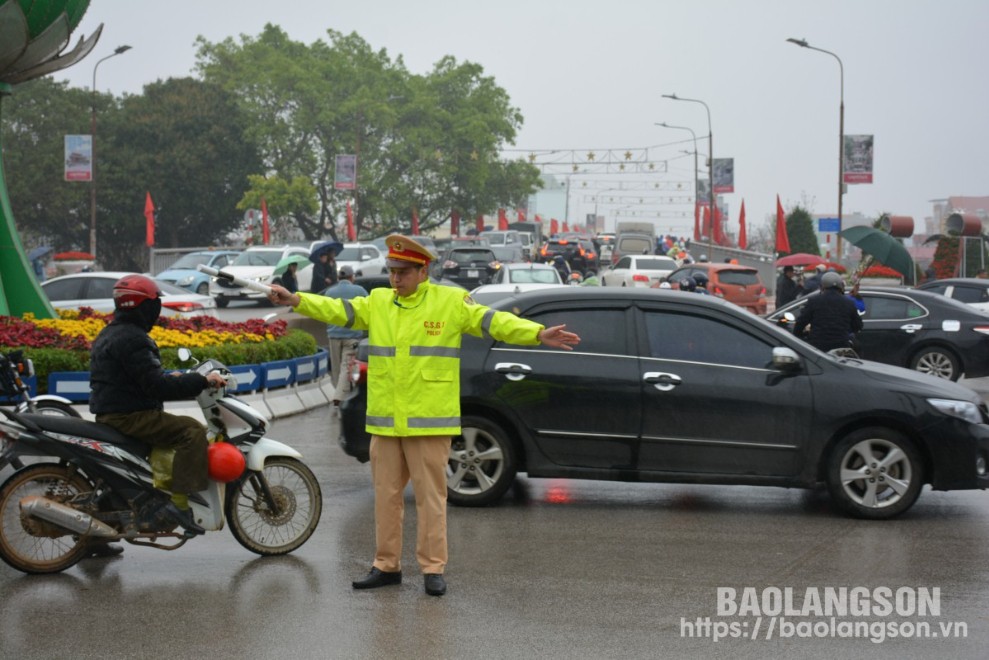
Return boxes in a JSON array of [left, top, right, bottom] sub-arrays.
[[633, 274, 649, 283], [162, 300, 206, 313], [539, 246, 548, 257], [578, 246, 585, 256], [489, 261, 501, 270], [756, 285, 767, 296], [711, 285, 726, 298], [972, 326, 989, 336], [443, 260, 457, 269]]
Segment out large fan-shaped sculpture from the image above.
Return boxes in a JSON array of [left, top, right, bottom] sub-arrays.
[[0, 1, 101, 317]]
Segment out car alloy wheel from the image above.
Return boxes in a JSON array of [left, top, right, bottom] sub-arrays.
[[826, 427, 923, 519], [910, 347, 960, 381], [446, 416, 517, 507]]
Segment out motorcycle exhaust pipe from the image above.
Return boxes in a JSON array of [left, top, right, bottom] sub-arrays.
[[19, 496, 117, 538]]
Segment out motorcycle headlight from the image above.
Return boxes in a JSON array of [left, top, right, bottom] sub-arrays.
[[928, 398, 983, 424]]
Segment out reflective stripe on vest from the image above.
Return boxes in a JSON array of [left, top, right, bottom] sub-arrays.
[[367, 415, 395, 427], [369, 346, 397, 357], [408, 416, 460, 429], [481, 308, 496, 339], [341, 300, 357, 328]]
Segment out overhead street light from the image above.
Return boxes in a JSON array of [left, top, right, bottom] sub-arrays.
[[89, 44, 132, 258], [787, 37, 845, 260], [661, 94, 714, 253], [656, 122, 700, 241]]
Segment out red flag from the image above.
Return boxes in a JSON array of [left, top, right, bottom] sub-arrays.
[[144, 192, 155, 247], [737, 200, 747, 249], [693, 203, 701, 242], [261, 198, 270, 245], [346, 199, 356, 241], [476, 214, 484, 233], [776, 195, 791, 254], [702, 206, 711, 239], [498, 208, 509, 230], [411, 207, 420, 235], [450, 210, 460, 237], [562, 221, 570, 233], [550, 218, 559, 235], [517, 208, 526, 222], [713, 206, 724, 245]]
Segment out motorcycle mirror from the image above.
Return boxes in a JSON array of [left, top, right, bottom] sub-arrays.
[[177, 348, 192, 362]]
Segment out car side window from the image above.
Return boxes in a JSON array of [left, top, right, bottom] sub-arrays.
[[42, 278, 83, 301], [502, 308, 629, 356], [214, 255, 230, 268], [616, 257, 631, 269], [85, 277, 117, 300], [644, 311, 774, 369], [953, 286, 989, 304], [863, 296, 925, 320]]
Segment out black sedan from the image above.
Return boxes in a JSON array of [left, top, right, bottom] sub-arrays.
[[340, 287, 989, 519], [768, 287, 989, 381], [437, 247, 500, 289]]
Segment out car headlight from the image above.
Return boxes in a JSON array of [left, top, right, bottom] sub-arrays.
[[928, 398, 983, 424], [177, 275, 194, 286]]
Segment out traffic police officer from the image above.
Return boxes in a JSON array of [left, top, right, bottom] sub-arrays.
[[267, 235, 580, 596]]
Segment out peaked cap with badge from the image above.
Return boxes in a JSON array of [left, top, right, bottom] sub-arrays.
[[385, 235, 436, 268]]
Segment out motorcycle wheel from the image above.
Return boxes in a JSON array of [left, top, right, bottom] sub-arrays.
[[0, 464, 92, 574], [225, 457, 322, 555], [31, 400, 82, 418]]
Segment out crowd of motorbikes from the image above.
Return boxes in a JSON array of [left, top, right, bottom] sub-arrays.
[[0, 349, 321, 574]]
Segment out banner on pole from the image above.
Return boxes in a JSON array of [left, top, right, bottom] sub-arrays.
[[64, 135, 92, 181], [712, 158, 734, 194], [334, 154, 357, 190], [843, 135, 874, 184]]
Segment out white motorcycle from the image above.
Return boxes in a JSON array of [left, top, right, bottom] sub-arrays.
[[0, 349, 321, 574]]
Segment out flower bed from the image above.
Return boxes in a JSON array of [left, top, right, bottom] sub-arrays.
[[1, 309, 317, 392]]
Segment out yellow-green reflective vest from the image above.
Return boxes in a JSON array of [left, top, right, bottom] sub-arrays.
[[295, 280, 543, 436]]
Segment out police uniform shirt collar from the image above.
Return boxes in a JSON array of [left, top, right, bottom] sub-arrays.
[[394, 277, 431, 308]]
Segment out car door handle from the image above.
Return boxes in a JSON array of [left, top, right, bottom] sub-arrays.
[[495, 362, 532, 382], [643, 371, 682, 392], [900, 324, 923, 334]]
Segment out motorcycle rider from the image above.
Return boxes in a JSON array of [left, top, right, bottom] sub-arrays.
[[793, 271, 863, 353], [88, 274, 225, 537]]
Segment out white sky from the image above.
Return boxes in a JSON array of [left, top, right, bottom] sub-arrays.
[[53, 0, 989, 238]]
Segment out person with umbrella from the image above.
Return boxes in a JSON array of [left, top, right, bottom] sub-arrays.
[[281, 261, 299, 294], [310, 241, 342, 293], [29, 246, 52, 282]]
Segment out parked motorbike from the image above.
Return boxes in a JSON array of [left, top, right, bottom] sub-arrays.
[[0, 350, 80, 418], [0, 349, 321, 574]]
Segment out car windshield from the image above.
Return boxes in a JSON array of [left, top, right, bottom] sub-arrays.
[[337, 247, 362, 261], [231, 250, 282, 266], [167, 253, 213, 269], [509, 268, 560, 284], [717, 269, 761, 286], [156, 280, 195, 296], [490, 246, 520, 261], [449, 250, 494, 264], [636, 258, 677, 270]]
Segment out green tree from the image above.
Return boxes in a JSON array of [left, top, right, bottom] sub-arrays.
[[784, 206, 819, 256], [1, 77, 96, 251], [97, 77, 262, 268]]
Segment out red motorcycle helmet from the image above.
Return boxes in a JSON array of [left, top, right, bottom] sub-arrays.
[[207, 442, 246, 482], [112, 274, 161, 310]]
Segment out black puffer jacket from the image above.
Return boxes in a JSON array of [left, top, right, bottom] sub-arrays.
[[793, 289, 863, 352], [89, 309, 209, 415]]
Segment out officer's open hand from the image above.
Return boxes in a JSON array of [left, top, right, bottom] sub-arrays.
[[538, 324, 580, 351], [267, 284, 300, 308]]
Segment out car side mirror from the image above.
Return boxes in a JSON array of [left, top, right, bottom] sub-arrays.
[[771, 346, 801, 372]]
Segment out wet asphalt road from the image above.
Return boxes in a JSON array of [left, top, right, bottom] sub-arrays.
[[4, 403, 989, 659]]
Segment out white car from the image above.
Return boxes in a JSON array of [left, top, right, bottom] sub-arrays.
[[209, 245, 313, 307], [336, 242, 388, 277], [489, 262, 563, 286], [41, 272, 219, 318], [601, 255, 679, 287]]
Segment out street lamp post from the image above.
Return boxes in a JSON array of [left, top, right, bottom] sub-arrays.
[[661, 94, 714, 254], [787, 37, 844, 261], [655, 122, 699, 242], [89, 45, 131, 258]]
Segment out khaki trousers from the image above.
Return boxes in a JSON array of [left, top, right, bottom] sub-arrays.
[[369, 434, 451, 574]]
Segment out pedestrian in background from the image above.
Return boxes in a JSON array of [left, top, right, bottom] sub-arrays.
[[775, 265, 800, 308], [322, 265, 367, 406], [280, 261, 299, 294], [266, 235, 580, 597], [310, 251, 337, 293]]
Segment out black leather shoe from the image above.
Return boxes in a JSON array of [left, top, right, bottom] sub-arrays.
[[163, 502, 205, 537], [352, 567, 402, 590], [87, 542, 124, 558], [424, 573, 447, 596]]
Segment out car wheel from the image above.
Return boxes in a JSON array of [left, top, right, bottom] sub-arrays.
[[447, 416, 517, 507], [826, 427, 924, 519], [196, 282, 209, 296], [909, 346, 961, 381], [215, 297, 229, 308]]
